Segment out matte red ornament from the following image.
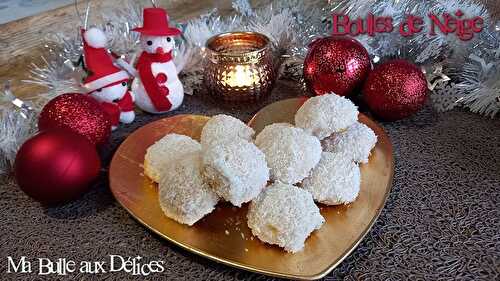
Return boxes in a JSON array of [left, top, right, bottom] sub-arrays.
[[303, 36, 371, 96], [14, 129, 101, 204], [38, 93, 111, 145], [362, 59, 428, 121]]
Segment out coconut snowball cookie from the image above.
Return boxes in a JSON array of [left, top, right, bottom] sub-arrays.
[[322, 122, 377, 163], [295, 94, 358, 140], [144, 133, 201, 183], [302, 151, 361, 205], [202, 138, 269, 207], [247, 182, 325, 253], [200, 114, 255, 147], [158, 152, 219, 226], [255, 123, 321, 184]]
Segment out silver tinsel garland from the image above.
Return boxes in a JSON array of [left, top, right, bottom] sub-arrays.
[[1, 0, 498, 177], [327, 0, 498, 115], [432, 26, 500, 117], [0, 82, 38, 176]]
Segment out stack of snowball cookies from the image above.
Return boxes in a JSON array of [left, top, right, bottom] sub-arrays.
[[144, 94, 377, 253]]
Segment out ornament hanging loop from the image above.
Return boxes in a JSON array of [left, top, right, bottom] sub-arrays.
[[74, 0, 91, 71], [150, 0, 157, 8], [74, 0, 91, 29]]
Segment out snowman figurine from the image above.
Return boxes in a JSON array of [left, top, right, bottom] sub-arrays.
[[82, 27, 135, 130], [131, 7, 184, 114]]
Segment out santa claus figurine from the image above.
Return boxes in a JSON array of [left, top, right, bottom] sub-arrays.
[[131, 7, 184, 114], [82, 27, 135, 130]]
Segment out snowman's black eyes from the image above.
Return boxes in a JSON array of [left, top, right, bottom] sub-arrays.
[[147, 41, 153, 46], [166, 37, 171, 42], [122, 82, 127, 86]]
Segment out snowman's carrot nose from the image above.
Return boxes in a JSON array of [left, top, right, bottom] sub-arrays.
[[156, 47, 165, 54]]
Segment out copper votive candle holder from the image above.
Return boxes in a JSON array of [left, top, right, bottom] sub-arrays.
[[203, 32, 276, 103]]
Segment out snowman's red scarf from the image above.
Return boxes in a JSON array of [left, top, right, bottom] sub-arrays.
[[136, 51, 173, 111]]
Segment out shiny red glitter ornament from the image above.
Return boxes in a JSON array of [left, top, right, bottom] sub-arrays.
[[362, 59, 428, 121], [303, 36, 371, 96], [38, 93, 111, 145], [14, 129, 101, 204]]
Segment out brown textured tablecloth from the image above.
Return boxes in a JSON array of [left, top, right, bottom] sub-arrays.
[[0, 79, 499, 280]]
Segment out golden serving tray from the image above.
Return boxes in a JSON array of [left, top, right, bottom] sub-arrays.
[[109, 97, 394, 280]]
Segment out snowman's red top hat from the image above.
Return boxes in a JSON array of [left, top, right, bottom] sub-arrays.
[[133, 8, 181, 36], [82, 27, 129, 92]]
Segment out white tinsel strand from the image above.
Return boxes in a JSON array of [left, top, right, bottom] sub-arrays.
[[100, 0, 142, 60], [432, 0, 491, 66], [457, 79, 500, 118], [328, 0, 446, 63], [444, 25, 499, 78], [455, 52, 500, 117], [0, 86, 38, 177], [248, 0, 327, 80], [232, 0, 254, 17], [0, 110, 38, 177], [179, 8, 246, 91], [178, 10, 225, 93], [286, 0, 328, 58], [432, 0, 490, 25], [186, 10, 235, 48], [182, 9, 231, 72], [22, 56, 84, 108], [173, 36, 195, 75], [44, 31, 83, 68], [249, 7, 296, 56], [327, 0, 376, 19], [433, 25, 500, 116], [251, 0, 327, 58]]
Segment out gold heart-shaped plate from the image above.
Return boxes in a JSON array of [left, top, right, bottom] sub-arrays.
[[109, 97, 394, 280]]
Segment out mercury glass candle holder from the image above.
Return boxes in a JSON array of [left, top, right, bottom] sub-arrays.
[[203, 32, 276, 103]]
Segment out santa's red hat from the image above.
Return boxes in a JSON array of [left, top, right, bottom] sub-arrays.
[[82, 27, 129, 92], [132, 8, 181, 36]]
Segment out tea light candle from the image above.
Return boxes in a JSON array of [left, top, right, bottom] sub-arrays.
[[203, 32, 276, 103], [225, 65, 259, 88]]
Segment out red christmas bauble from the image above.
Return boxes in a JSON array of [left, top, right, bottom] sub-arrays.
[[303, 36, 371, 96], [14, 129, 101, 204], [38, 93, 111, 145], [362, 59, 428, 121]]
